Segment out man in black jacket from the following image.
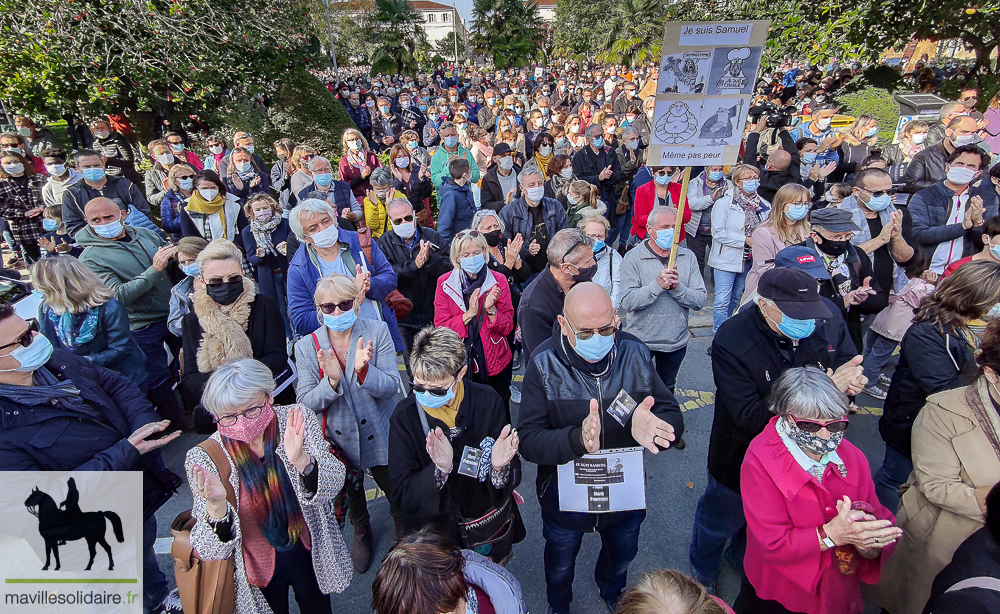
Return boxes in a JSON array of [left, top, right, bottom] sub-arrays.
[[61, 150, 150, 235], [370, 97, 404, 153], [519, 282, 683, 614], [743, 119, 802, 203], [903, 115, 980, 193], [572, 125, 623, 206], [480, 143, 521, 212], [377, 198, 451, 354], [0, 303, 182, 614], [689, 267, 864, 591]]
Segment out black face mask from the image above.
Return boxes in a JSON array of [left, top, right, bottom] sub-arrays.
[[570, 263, 598, 283], [816, 237, 850, 257], [483, 230, 502, 247], [206, 280, 245, 306]]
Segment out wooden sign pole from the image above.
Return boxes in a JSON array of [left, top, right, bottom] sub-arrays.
[[667, 166, 692, 269]]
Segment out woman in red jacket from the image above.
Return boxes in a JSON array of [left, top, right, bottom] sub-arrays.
[[631, 166, 691, 242], [338, 128, 382, 203], [434, 229, 514, 412], [740, 366, 901, 614]]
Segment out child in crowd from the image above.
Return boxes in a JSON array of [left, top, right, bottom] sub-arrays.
[[38, 205, 82, 258]]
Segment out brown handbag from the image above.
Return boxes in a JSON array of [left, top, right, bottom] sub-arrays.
[[170, 439, 237, 614], [357, 226, 414, 322]]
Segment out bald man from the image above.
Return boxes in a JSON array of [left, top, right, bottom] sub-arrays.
[[77, 197, 185, 426], [517, 282, 683, 614], [744, 114, 804, 202]]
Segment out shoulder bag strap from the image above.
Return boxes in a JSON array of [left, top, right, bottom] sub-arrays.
[[198, 438, 236, 509], [965, 384, 1000, 466], [417, 404, 431, 437]]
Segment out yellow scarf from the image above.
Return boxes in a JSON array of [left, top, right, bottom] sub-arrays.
[[186, 191, 228, 232], [421, 381, 464, 429], [535, 151, 553, 177]]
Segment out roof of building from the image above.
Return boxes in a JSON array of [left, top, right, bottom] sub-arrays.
[[411, 0, 454, 10], [532, 0, 557, 6]]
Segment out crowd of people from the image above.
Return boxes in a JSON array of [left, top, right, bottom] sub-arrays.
[[0, 55, 999, 614]]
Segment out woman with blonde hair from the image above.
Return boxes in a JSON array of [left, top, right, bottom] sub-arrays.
[[242, 193, 293, 341], [617, 570, 732, 614], [565, 114, 587, 150], [833, 114, 879, 182], [34, 256, 148, 387], [289, 145, 318, 199], [338, 127, 382, 203], [741, 183, 813, 302], [566, 180, 606, 228]]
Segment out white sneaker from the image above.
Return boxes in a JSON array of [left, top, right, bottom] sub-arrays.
[[863, 384, 887, 400], [878, 374, 892, 388]]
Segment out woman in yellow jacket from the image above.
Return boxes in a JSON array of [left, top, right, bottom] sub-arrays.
[[872, 319, 1000, 614], [363, 167, 406, 238]]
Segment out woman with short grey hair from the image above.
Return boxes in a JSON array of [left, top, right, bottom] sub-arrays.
[[185, 358, 352, 614], [363, 166, 405, 239], [737, 366, 901, 614]]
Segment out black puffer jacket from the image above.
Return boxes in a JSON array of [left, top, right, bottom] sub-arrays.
[[708, 300, 855, 492], [880, 319, 977, 458], [518, 330, 684, 531]]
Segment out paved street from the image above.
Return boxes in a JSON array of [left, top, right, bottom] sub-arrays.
[[153, 298, 892, 613]]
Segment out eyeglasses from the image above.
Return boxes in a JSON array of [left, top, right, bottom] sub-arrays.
[[391, 214, 414, 225], [319, 299, 355, 314], [411, 377, 457, 397], [214, 402, 268, 427], [203, 274, 243, 288], [859, 187, 898, 198], [301, 154, 316, 162], [0, 319, 38, 352], [788, 201, 812, 207], [561, 232, 587, 263], [176, 174, 195, 180], [790, 414, 850, 433], [565, 318, 616, 341], [458, 230, 482, 238]]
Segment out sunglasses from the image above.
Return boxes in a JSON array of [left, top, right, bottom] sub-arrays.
[[176, 174, 195, 180], [860, 187, 898, 198], [561, 231, 588, 263], [0, 319, 38, 352], [319, 299, 355, 314], [411, 378, 456, 397], [458, 230, 482, 238], [214, 401, 268, 427], [391, 214, 414, 225], [791, 414, 850, 433], [204, 274, 243, 288], [566, 319, 616, 341]]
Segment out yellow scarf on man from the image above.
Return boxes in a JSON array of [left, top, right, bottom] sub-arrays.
[[421, 381, 465, 429], [186, 190, 228, 231]]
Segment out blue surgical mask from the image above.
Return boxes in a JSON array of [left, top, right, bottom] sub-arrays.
[[236, 162, 251, 173], [866, 194, 892, 211], [570, 330, 615, 362], [177, 177, 194, 191], [443, 136, 459, 148], [777, 313, 816, 340], [741, 179, 760, 193], [708, 170, 724, 181], [865, 127, 878, 138], [654, 174, 670, 186], [592, 137, 604, 148], [787, 204, 809, 220], [42, 218, 59, 231], [0, 334, 53, 372], [415, 385, 456, 409], [653, 228, 674, 250], [93, 219, 123, 239], [801, 152, 818, 164], [82, 167, 106, 182], [323, 309, 357, 332], [592, 240, 606, 252], [406, 141, 418, 151], [182, 263, 200, 277], [460, 253, 485, 274], [419, 104, 428, 112], [244, 145, 255, 154], [314, 172, 333, 186]]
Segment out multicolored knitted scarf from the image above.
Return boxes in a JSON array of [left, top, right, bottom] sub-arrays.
[[222, 418, 305, 552]]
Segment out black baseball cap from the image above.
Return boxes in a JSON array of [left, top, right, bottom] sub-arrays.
[[757, 267, 833, 320], [774, 246, 831, 280], [492, 143, 514, 157]]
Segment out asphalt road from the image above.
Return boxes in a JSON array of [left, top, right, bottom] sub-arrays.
[[152, 299, 893, 614]]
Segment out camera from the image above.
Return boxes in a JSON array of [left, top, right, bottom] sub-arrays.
[[748, 102, 796, 128]]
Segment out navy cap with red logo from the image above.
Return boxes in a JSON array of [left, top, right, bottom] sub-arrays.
[[773, 245, 832, 280]]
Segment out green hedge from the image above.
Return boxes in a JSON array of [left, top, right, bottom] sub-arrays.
[[209, 66, 356, 170]]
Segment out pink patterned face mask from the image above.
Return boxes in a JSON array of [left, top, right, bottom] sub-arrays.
[[217, 402, 275, 443]]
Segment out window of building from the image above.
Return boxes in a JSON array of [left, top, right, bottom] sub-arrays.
[[427, 13, 436, 22], [442, 12, 449, 22]]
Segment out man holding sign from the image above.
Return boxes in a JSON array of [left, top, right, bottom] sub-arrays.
[[518, 282, 684, 614]]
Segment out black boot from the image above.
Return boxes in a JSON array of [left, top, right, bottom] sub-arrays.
[[352, 521, 373, 573]]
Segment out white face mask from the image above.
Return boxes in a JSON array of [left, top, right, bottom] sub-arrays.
[[309, 223, 340, 248], [946, 166, 977, 185], [393, 221, 416, 239], [155, 152, 175, 165], [498, 157, 514, 171], [395, 156, 410, 168], [525, 186, 545, 202], [538, 145, 553, 156], [209, 145, 224, 154], [198, 188, 219, 201], [911, 133, 927, 145], [816, 117, 833, 130]]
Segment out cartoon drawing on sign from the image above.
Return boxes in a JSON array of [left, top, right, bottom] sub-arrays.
[[707, 46, 763, 95], [697, 99, 746, 145], [660, 51, 712, 94], [655, 101, 700, 144], [24, 478, 124, 571]]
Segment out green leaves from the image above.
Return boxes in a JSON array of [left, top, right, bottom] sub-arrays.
[[364, 0, 426, 76], [470, 0, 545, 68]]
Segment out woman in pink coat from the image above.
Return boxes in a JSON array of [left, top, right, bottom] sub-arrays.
[[434, 229, 514, 411], [739, 367, 902, 614]]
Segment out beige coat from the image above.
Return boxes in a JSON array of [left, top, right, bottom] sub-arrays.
[[872, 379, 1000, 614]]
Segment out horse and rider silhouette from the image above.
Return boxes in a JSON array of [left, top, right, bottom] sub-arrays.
[[24, 478, 124, 571]]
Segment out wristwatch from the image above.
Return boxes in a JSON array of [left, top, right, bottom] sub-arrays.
[[818, 525, 836, 549], [301, 459, 316, 477]]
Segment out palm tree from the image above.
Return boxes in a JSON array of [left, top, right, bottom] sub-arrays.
[[470, 0, 544, 68], [597, 0, 667, 67], [367, 0, 428, 76]]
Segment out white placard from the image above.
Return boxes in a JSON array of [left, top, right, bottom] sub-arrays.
[[558, 447, 646, 513], [653, 146, 729, 165], [679, 22, 754, 46]]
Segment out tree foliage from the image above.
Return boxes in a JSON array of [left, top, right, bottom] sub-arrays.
[[307, 0, 378, 67], [366, 0, 428, 77], [553, 0, 614, 58], [470, 0, 545, 69], [596, 0, 666, 66], [435, 31, 470, 61], [0, 0, 317, 119]]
